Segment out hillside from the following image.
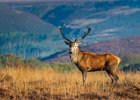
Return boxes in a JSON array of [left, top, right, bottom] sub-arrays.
[[0, 4, 55, 34], [0, 4, 64, 58], [0, 0, 140, 60]]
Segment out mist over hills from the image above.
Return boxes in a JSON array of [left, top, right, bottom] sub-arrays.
[[0, 0, 140, 60]]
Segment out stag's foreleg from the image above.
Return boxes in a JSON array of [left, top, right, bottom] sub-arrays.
[[82, 70, 87, 85]]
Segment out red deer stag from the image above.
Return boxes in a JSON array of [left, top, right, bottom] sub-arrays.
[[58, 25, 121, 85]]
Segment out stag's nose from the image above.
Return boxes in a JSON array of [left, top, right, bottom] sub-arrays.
[[69, 49, 72, 54], [69, 51, 72, 54]]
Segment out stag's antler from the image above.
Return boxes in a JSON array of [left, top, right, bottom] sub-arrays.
[[81, 25, 92, 40], [74, 25, 92, 41], [58, 25, 71, 43]]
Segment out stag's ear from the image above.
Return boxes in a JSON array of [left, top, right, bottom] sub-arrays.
[[64, 41, 70, 45]]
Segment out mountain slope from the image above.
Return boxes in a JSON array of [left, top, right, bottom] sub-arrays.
[[0, 5, 55, 33], [0, 4, 64, 58]]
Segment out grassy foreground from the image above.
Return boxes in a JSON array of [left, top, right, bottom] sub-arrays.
[[0, 67, 140, 100]]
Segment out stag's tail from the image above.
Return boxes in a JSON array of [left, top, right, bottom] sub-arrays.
[[115, 57, 125, 75], [111, 54, 122, 74]]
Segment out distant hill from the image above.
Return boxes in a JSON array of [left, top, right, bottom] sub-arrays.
[[0, 0, 140, 60], [0, 4, 65, 58], [0, 4, 55, 33], [41, 36, 140, 66]]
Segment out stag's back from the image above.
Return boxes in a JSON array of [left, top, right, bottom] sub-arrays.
[[77, 52, 121, 71]]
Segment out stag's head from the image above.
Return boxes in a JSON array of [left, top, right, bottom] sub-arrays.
[[58, 25, 92, 53]]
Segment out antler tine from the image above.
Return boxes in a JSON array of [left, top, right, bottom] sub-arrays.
[[58, 24, 71, 42], [75, 34, 79, 41], [81, 25, 92, 40]]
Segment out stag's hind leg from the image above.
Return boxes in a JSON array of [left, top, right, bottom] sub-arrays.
[[110, 72, 119, 85], [106, 66, 119, 84], [106, 70, 116, 84]]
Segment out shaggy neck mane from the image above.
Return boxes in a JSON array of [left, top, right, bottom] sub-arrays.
[[70, 47, 82, 63]]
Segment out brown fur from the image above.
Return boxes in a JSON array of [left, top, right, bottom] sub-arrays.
[[77, 51, 120, 71], [69, 41, 121, 84]]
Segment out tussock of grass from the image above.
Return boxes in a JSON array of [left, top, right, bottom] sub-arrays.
[[0, 67, 140, 99]]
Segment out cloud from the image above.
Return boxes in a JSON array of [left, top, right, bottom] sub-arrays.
[[110, 6, 140, 15], [64, 6, 140, 25], [87, 28, 121, 38], [87, 6, 140, 18], [100, 28, 121, 33], [92, 33, 114, 37], [66, 18, 106, 29]]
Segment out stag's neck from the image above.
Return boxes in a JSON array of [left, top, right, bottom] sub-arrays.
[[70, 47, 82, 64]]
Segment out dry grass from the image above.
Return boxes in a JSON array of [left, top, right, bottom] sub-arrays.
[[0, 67, 140, 100]]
